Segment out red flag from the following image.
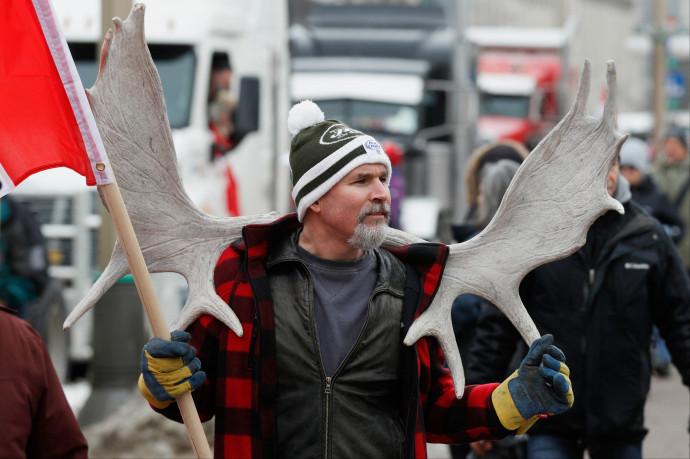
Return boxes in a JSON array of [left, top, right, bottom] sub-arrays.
[[0, 0, 113, 197]]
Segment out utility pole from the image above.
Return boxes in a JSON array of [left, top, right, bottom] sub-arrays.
[[451, 0, 476, 223], [97, 1, 131, 270], [652, 0, 666, 155]]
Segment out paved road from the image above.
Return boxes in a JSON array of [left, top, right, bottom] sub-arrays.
[[427, 368, 689, 459], [643, 367, 688, 459]]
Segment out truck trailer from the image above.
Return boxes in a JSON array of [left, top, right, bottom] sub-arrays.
[[467, 21, 576, 148]]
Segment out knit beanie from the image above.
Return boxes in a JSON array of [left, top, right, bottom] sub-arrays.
[[287, 100, 392, 222], [665, 128, 688, 150], [619, 137, 650, 174]]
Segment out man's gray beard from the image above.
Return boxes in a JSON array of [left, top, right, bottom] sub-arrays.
[[348, 202, 390, 251]]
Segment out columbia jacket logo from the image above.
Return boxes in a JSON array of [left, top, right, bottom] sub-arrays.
[[624, 262, 650, 270]]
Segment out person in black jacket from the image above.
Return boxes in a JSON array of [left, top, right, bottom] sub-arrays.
[[619, 136, 684, 377], [466, 157, 690, 459], [619, 136, 684, 243]]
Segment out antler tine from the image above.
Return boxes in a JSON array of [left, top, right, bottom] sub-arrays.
[[571, 59, 592, 117], [169, 276, 244, 334], [63, 251, 129, 329], [602, 60, 618, 128]]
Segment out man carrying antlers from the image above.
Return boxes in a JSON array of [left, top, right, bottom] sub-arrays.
[[136, 101, 573, 458]]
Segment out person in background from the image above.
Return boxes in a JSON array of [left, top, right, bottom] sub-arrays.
[[467, 157, 690, 459], [451, 158, 522, 356], [208, 90, 237, 159], [0, 196, 48, 318], [620, 136, 684, 243], [620, 136, 685, 377], [382, 140, 406, 230], [651, 128, 690, 275], [458, 139, 530, 236], [135, 100, 573, 458], [0, 303, 88, 458], [208, 90, 241, 217], [207, 52, 232, 104]]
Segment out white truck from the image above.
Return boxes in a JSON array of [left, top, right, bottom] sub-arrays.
[[12, 0, 292, 378]]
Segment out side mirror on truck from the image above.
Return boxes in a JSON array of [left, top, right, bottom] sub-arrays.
[[233, 76, 260, 144]]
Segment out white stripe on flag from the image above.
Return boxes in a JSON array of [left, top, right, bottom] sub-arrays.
[[0, 162, 16, 197], [32, 0, 114, 186]]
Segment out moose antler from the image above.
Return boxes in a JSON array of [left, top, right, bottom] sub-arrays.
[[65, 4, 626, 399], [63, 4, 278, 336], [397, 60, 626, 396]]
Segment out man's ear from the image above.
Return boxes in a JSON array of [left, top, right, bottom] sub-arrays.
[[308, 200, 321, 214]]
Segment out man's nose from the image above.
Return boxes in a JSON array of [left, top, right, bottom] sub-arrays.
[[371, 179, 390, 202]]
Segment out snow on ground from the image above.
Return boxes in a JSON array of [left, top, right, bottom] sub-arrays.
[[63, 381, 91, 417], [63, 381, 214, 458]]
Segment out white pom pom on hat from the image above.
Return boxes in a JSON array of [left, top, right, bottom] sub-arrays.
[[287, 100, 325, 136]]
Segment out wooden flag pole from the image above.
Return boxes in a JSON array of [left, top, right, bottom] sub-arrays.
[[99, 180, 212, 459]]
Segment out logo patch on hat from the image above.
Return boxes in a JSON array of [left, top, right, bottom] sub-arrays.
[[320, 124, 363, 145], [363, 139, 384, 157]]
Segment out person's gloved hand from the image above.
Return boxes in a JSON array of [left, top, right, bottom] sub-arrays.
[[492, 334, 574, 434], [138, 330, 206, 409]]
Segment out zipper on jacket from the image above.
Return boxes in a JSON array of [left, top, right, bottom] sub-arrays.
[[324, 376, 332, 458], [320, 287, 385, 458]]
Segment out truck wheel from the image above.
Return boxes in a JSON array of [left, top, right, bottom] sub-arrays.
[[27, 279, 70, 382]]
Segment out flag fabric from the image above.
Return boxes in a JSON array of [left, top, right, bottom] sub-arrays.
[[0, 0, 113, 197]]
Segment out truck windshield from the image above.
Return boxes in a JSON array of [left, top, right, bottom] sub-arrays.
[[479, 93, 530, 119], [315, 100, 419, 136], [68, 43, 196, 129]]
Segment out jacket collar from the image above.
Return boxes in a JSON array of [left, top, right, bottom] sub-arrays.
[[265, 225, 406, 297], [241, 212, 447, 303]]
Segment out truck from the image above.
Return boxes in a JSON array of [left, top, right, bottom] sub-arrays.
[[12, 0, 292, 378], [466, 22, 576, 148], [289, 3, 467, 241]]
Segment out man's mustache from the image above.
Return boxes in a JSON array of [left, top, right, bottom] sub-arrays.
[[358, 202, 391, 223]]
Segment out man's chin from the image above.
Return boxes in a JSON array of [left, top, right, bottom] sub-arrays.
[[348, 220, 389, 250]]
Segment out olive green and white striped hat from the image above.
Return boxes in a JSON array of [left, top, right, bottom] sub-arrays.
[[287, 100, 391, 222]]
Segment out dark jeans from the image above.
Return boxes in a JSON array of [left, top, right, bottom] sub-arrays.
[[528, 434, 642, 459]]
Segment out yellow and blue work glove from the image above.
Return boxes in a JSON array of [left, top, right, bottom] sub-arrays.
[[492, 334, 574, 434], [137, 330, 206, 409]]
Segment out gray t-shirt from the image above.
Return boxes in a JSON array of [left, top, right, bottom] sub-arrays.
[[298, 246, 378, 376]]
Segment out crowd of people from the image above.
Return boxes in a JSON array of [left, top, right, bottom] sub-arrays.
[[2, 72, 688, 458]]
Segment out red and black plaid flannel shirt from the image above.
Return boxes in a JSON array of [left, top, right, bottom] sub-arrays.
[[157, 214, 510, 458]]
